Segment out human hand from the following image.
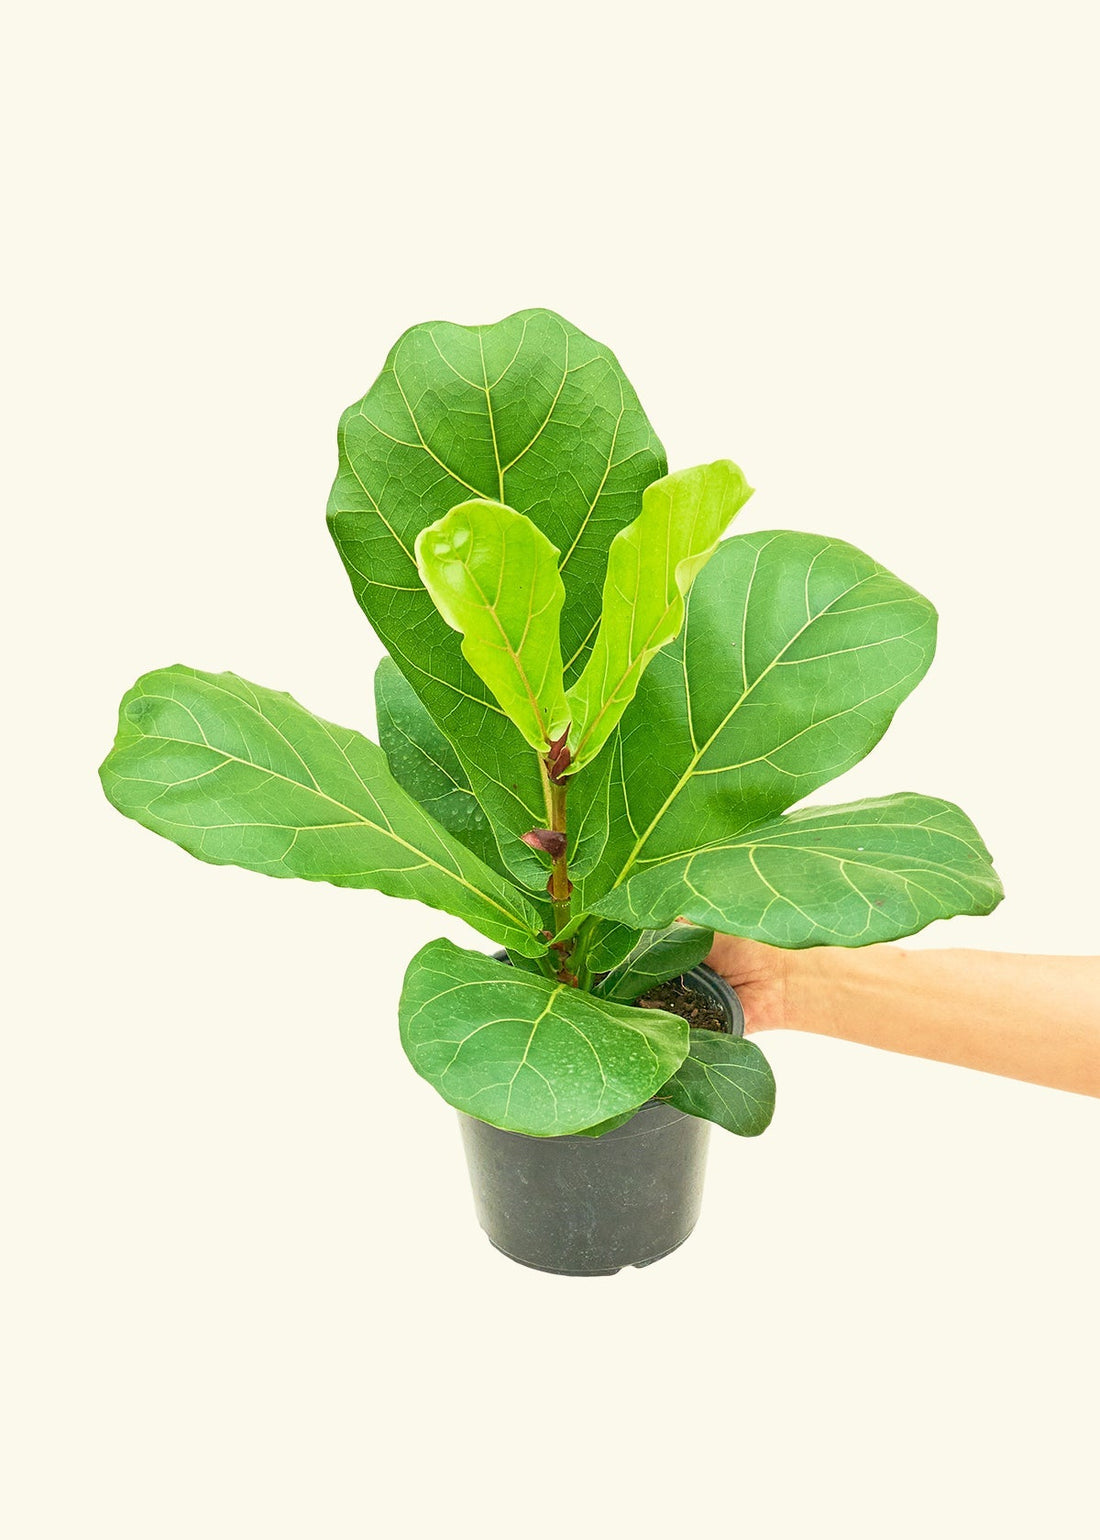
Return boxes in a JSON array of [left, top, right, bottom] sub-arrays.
[[704, 934, 803, 1034]]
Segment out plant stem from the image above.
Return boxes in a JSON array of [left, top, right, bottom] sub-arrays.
[[570, 914, 599, 990], [547, 778, 571, 937], [547, 912, 584, 948]]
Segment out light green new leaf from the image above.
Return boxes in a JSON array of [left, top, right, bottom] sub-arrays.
[[578, 530, 940, 908], [373, 656, 506, 879], [566, 461, 753, 771], [414, 500, 569, 751], [399, 939, 689, 1137], [100, 666, 546, 957], [591, 793, 1004, 947], [658, 1031, 776, 1137], [327, 309, 666, 887], [594, 922, 715, 1002]]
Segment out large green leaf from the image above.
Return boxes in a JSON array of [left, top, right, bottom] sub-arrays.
[[658, 1031, 776, 1136], [566, 461, 752, 771], [591, 793, 1004, 946], [579, 530, 939, 906], [100, 666, 546, 956], [593, 922, 714, 1002], [399, 939, 689, 1136], [373, 656, 508, 880], [327, 308, 666, 886], [414, 499, 568, 752]]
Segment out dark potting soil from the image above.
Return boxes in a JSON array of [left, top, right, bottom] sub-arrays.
[[634, 976, 727, 1032]]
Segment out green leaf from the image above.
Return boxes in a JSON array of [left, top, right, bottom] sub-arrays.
[[505, 947, 556, 978], [591, 793, 1004, 946], [566, 461, 752, 771], [594, 923, 715, 1002], [327, 308, 666, 886], [582, 919, 645, 973], [100, 666, 547, 957], [658, 1031, 776, 1136], [373, 656, 506, 878], [579, 530, 940, 908], [399, 939, 689, 1137], [571, 1110, 640, 1138], [414, 499, 568, 751]]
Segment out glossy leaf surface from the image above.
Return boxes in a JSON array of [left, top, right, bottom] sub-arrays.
[[591, 794, 1003, 946], [327, 309, 666, 884], [579, 530, 940, 906], [100, 667, 546, 956], [583, 919, 645, 974], [374, 656, 505, 878], [566, 461, 752, 770], [399, 939, 689, 1136], [659, 1031, 776, 1136], [415, 499, 568, 751], [594, 923, 715, 1002]]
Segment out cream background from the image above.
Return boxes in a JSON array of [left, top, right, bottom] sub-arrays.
[[4, 3, 1098, 1536]]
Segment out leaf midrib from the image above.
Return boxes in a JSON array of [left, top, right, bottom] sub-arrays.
[[568, 516, 691, 767], [122, 698, 535, 932], [608, 566, 882, 889], [455, 527, 552, 747]]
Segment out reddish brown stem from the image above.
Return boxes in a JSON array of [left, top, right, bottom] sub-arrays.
[[546, 778, 571, 945]]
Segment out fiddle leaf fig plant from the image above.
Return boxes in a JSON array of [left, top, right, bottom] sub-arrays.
[[100, 308, 1004, 1142]]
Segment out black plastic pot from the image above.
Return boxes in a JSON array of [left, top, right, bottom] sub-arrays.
[[457, 964, 745, 1276]]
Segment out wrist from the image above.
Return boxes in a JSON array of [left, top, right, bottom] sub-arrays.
[[779, 945, 834, 1035], [782, 943, 906, 1037]]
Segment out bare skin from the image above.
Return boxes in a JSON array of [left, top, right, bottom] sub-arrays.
[[705, 936, 1100, 1099]]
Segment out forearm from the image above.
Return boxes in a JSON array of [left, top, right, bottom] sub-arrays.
[[786, 946, 1100, 1098]]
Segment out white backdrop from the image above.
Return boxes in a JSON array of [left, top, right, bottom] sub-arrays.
[[5, 3, 1098, 1536]]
